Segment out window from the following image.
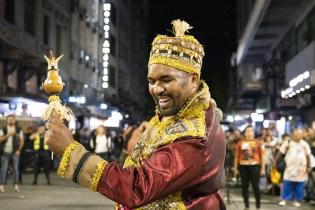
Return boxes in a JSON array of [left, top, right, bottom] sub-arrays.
[[109, 65, 116, 88], [56, 25, 62, 55], [24, 0, 35, 35], [5, 0, 15, 24], [43, 15, 50, 45], [110, 34, 116, 56]]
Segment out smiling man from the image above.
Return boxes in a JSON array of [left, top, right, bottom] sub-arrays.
[[45, 20, 226, 210]]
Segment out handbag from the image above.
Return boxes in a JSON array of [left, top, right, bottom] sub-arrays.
[[275, 140, 290, 173], [270, 166, 281, 185]]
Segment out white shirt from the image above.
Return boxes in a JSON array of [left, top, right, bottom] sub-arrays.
[[0, 126, 23, 153], [263, 141, 275, 165], [280, 139, 311, 182], [92, 135, 112, 153]]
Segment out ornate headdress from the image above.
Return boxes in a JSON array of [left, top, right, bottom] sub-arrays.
[[148, 19, 204, 75]]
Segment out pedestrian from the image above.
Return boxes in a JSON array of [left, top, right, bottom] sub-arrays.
[[90, 125, 112, 162], [126, 121, 148, 154], [0, 115, 24, 193], [30, 123, 51, 185], [22, 126, 35, 171], [78, 127, 91, 151], [112, 132, 124, 162], [262, 134, 275, 193], [277, 128, 312, 207], [234, 125, 265, 210], [118, 124, 135, 166], [19, 126, 34, 184], [45, 20, 226, 209]]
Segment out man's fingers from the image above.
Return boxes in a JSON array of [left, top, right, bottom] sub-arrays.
[[46, 118, 67, 130], [45, 122, 55, 130], [49, 114, 63, 125], [45, 130, 51, 144]]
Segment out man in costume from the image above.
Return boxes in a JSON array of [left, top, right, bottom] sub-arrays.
[[45, 20, 226, 210]]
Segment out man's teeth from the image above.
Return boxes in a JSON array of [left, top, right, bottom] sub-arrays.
[[159, 98, 171, 105]]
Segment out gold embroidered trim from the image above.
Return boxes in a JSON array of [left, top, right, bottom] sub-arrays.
[[149, 55, 200, 75], [136, 191, 186, 210], [149, 20, 205, 75], [119, 81, 211, 209], [153, 34, 203, 47], [57, 141, 79, 177], [90, 160, 108, 192], [126, 81, 210, 168]]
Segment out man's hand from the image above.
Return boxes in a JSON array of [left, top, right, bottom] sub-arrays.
[[233, 167, 239, 177], [15, 150, 21, 156], [45, 115, 74, 157], [8, 130, 16, 136], [260, 168, 265, 176]]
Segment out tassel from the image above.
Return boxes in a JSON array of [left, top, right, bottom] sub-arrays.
[[42, 95, 74, 122], [172, 19, 193, 37]]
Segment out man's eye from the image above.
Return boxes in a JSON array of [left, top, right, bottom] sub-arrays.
[[162, 79, 172, 83], [148, 80, 155, 85]]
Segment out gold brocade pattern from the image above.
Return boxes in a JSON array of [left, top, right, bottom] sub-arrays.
[[148, 56, 200, 75], [138, 192, 186, 210], [119, 81, 210, 210], [90, 160, 108, 192], [148, 20, 204, 75], [57, 141, 79, 177]]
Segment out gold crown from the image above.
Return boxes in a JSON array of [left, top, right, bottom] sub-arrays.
[[148, 20, 204, 74]]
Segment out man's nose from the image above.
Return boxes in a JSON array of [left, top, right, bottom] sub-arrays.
[[153, 83, 165, 95]]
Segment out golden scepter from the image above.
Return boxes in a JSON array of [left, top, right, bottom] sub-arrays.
[[42, 51, 74, 158]]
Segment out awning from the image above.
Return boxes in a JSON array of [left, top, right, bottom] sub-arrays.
[[237, 0, 314, 65]]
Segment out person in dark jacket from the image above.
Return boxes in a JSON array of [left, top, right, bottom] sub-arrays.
[[0, 115, 24, 193]]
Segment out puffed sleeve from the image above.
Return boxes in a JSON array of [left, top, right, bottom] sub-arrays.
[[62, 138, 209, 209], [97, 138, 207, 208]]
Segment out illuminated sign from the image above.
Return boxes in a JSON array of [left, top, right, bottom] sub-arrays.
[[281, 71, 311, 98], [68, 96, 86, 104], [102, 3, 111, 89]]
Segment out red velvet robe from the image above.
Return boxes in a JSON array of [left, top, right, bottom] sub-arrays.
[[96, 103, 226, 210]]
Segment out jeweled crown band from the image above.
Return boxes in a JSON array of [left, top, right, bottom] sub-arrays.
[[149, 56, 200, 75], [148, 20, 204, 75]]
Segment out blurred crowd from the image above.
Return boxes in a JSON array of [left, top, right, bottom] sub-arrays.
[[1, 113, 315, 209], [0, 114, 148, 193], [225, 125, 315, 209]]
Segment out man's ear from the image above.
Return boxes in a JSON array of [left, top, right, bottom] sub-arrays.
[[191, 73, 200, 88]]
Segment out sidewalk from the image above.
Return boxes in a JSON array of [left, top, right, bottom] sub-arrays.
[[0, 173, 314, 210], [223, 187, 315, 210], [0, 173, 114, 210]]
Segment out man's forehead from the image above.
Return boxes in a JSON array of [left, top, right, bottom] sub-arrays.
[[148, 64, 186, 78]]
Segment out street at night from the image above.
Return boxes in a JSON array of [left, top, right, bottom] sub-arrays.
[[0, 0, 315, 209], [1, 174, 315, 210]]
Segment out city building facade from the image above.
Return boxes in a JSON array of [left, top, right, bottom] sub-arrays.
[[234, 0, 315, 133], [0, 0, 151, 128]]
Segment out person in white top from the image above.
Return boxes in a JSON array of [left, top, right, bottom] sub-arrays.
[[0, 115, 24, 193], [90, 125, 112, 161], [278, 128, 312, 207]]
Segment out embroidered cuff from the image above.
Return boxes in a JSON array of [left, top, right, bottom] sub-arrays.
[[57, 141, 79, 177], [90, 160, 107, 191], [78, 154, 108, 191]]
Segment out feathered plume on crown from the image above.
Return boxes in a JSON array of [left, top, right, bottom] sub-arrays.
[[172, 19, 193, 37]]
